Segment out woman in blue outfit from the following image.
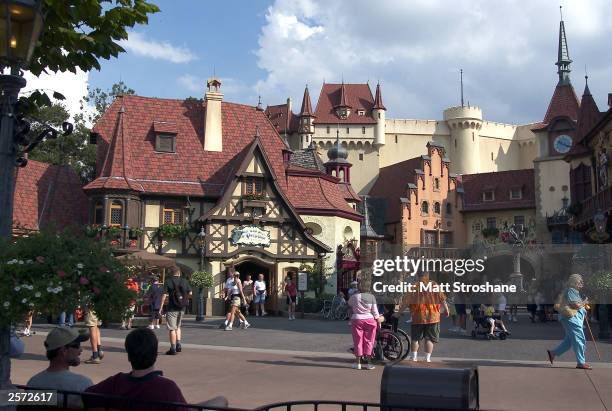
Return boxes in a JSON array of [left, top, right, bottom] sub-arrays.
[[547, 274, 591, 370]]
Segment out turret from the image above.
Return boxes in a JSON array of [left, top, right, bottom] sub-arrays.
[[325, 129, 352, 183], [443, 105, 482, 175], [298, 85, 315, 149], [372, 82, 386, 146]]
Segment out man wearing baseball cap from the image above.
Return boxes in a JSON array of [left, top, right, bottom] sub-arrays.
[[27, 327, 93, 402]]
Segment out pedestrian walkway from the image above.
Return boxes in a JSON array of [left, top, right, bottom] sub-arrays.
[[12, 334, 612, 410]]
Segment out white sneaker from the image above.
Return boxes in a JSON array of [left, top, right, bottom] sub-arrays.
[[243, 322, 250, 329], [147, 325, 154, 330], [23, 329, 31, 336], [262, 312, 268, 316], [426, 358, 432, 363], [224, 325, 232, 331], [352, 363, 362, 370], [363, 363, 375, 370], [155, 325, 160, 329]]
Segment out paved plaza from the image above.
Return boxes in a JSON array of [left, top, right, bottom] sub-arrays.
[[11, 314, 612, 410]]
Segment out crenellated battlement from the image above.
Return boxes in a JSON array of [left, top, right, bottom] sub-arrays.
[[443, 105, 483, 121]]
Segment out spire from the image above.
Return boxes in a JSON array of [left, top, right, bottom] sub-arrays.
[[577, 75, 601, 140], [556, 6, 572, 85], [299, 85, 314, 116], [327, 128, 348, 162], [360, 195, 383, 239], [338, 81, 349, 108], [373, 82, 386, 110]]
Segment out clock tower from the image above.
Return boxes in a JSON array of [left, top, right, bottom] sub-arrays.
[[532, 10, 579, 242]]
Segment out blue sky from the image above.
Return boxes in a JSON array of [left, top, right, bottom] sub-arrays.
[[24, 0, 612, 125]]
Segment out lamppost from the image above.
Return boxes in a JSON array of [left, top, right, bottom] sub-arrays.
[[122, 224, 130, 248], [0, 0, 44, 238], [196, 226, 206, 321], [593, 210, 610, 339]]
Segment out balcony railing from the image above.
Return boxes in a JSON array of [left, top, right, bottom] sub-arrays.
[[579, 185, 612, 224]]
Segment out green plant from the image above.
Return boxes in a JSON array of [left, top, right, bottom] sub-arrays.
[[84, 224, 101, 238], [299, 258, 332, 298], [191, 271, 214, 289], [106, 226, 122, 237], [156, 224, 187, 239], [0, 230, 134, 326], [129, 227, 144, 238]]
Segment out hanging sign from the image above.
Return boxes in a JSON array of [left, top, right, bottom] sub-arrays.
[[230, 225, 271, 247], [298, 272, 308, 291]]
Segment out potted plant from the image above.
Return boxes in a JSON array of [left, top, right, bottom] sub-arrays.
[[190, 271, 214, 321], [156, 223, 187, 239], [129, 227, 144, 239], [84, 224, 102, 238], [106, 226, 122, 238]]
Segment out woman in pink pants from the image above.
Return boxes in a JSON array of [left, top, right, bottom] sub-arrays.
[[348, 282, 384, 370]]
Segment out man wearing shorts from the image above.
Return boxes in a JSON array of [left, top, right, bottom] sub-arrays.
[[395, 272, 448, 362], [159, 266, 191, 355], [254, 274, 267, 316], [84, 308, 104, 364]]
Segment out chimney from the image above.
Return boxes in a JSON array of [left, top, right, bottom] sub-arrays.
[[287, 97, 292, 113], [608, 93, 612, 108], [204, 78, 223, 152]]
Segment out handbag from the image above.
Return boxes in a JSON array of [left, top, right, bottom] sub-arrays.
[[554, 292, 577, 319]]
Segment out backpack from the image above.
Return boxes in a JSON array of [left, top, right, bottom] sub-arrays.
[[170, 278, 190, 308]]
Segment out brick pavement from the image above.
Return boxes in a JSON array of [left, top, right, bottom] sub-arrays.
[[11, 332, 612, 411]]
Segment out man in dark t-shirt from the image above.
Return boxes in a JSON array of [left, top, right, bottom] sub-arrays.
[[85, 329, 227, 411], [159, 266, 191, 355]]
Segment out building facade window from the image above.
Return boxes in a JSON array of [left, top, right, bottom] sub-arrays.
[[473, 221, 482, 232], [155, 133, 176, 153], [486, 217, 497, 229], [434, 202, 441, 214], [570, 163, 592, 203], [395, 135, 398, 144], [362, 126, 366, 134], [357, 109, 365, 116], [434, 178, 440, 191], [359, 153, 364, 161], [93, 201, 104, 225], [326, 125, 330, 134], [421, 201, 429, 215], [446, 203, 452, 215], [482, 190, 495, 202], [110, 201, 123, 226], [346, 127, 350, 134], [510, 188, 522, 199], [245, 176, 264, 196], [163, 205, 184, 225]]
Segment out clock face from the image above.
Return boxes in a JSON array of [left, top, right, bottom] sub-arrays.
[[553, 134, 573, 154]]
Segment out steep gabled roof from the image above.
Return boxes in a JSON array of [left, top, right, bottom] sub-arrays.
[[543, 83, 580, 124], [13, 160, 88, 232], [367, 157, 422, 223], [314, 83, 377, 124], [461, 169, 535, 212], [373, 83, 386, 110], [265, 103, 298, 135], [576, 78, 601, 141]]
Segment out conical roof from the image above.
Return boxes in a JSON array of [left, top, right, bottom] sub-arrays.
[[373, 83, 386, 110], [299, 86, 314, 116]]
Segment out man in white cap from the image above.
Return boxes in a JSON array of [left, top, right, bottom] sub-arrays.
[[27, 327, 93, 402]]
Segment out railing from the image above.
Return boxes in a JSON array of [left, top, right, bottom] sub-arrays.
[[13, 386, 429, 411], [579, 185, 612, 224]]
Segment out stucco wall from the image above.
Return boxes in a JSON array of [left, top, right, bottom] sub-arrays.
[[463, 209, 537, 244]]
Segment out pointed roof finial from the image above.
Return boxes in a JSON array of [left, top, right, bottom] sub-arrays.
[[373, 82, 386, 110], [255, 126, 260, 138], [556, 7, 572, 85], [256, 95, 263, 111], [338, 81, 349, 108]]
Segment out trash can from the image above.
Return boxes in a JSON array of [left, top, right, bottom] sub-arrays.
[[381, 364, 479, 410]]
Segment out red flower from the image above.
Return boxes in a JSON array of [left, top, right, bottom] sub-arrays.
[[57, 270, 66, 278], [79, 277, 89, 285], [36, 256, 45, 264]]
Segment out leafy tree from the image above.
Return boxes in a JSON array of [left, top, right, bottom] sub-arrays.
[[85, 81, 135, 123], [300, 257, 332, 298], [1, 0, 159, 390]]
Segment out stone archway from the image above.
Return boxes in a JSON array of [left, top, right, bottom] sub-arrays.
[[225, 255, 278, 314]]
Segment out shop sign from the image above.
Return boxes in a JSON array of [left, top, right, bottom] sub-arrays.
[[230, 225, 271, 247]]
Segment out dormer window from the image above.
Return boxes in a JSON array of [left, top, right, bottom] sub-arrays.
[[155, 133, 176, 153], [357, 109, 365, 116], [336, 107, 350, 119], [482, 190, 495, 202], [510, 187, 522, 200], [245, 176, 264, 197]]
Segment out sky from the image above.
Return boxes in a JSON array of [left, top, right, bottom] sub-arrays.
[[22, 0, 612, 125]]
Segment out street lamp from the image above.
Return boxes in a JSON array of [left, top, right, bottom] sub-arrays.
[[0, 0, 44, 238], [593, 210, 610, 339], [196, 226, 205, 321]]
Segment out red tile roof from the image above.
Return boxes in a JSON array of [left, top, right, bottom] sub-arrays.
[[299, 86, 314, 116], [367, 157, 422, 223], [373, 83, 386, 110], [86, 95, 359, 220], [461, 169, 535, 212], [576, 83, 601, 141], [265, 103, 298, 135], [543, 83, 579, 124], [314, 83, 377, 124], [13, 160, 88, 232]]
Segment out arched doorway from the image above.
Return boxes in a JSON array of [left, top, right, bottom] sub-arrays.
[[231, 257, 276, 314]]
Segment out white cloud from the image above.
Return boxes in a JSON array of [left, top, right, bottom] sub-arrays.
[[21, 69, 93, 122], [255, 0, 612, 124], [177, 74, 202, 93], [119, 31, 197, 64]]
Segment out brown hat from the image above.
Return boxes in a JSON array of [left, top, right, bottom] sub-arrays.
[[44, 327, 89, 351]]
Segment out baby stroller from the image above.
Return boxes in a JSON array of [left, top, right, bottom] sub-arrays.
[[471, 306, 510, 340]]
